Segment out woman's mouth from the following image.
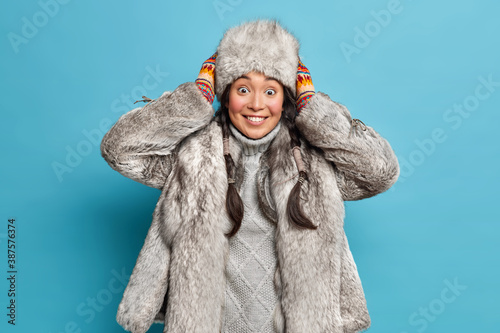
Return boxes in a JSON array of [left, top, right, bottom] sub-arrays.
[[244, 115, 267, 124]]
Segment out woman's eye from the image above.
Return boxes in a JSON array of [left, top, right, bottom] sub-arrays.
[[238, 87, 249, 93], [265, 89, 276, 95]]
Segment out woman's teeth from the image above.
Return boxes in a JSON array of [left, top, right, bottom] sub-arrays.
[[246, 116, 266, 122]]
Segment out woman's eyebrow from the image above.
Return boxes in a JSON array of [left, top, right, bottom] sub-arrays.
[[237, 75, 250, 80], [235, 75, 278, 82]]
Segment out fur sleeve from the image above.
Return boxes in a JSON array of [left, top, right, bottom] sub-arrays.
[[295, 92, 399, 201], [100, 82, 215, 189]]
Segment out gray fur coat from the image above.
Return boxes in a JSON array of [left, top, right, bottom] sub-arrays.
[[100, 82, 400, 333]]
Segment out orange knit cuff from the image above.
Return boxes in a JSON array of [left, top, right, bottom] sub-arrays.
[[296, 59, 315, 112], [196, 53, 217, 104]]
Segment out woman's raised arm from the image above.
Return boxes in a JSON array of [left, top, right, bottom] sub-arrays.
[[101, 54, 218, 189], [100, 82, 215, 189], [296, 92, 400, 201]]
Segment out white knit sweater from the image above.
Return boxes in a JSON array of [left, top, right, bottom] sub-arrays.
[[222, 122, 282, 333]]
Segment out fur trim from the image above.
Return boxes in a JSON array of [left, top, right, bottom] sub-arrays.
[[339, 233, 371, 332], [267, 126, 347, 332], [116, 208, 170, 333], [162, 121, 230, 332], [215, 20, 300, 99]]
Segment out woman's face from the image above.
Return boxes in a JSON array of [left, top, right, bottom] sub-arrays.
[[226, 71, 284, 139]]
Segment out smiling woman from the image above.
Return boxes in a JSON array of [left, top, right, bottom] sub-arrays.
[[226, 72, 285, 139], [100, 19, 400, 333]]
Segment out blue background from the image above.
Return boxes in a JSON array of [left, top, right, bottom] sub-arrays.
[[1, 0, 499, 332]]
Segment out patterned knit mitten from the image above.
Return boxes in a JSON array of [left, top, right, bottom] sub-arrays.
[[195, 53, 217, 104], [296, 59, 315, 112]]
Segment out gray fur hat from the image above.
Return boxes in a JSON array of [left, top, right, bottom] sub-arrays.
[[215, 20, 300, 100]]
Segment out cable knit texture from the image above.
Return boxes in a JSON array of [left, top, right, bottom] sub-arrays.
[[222, 122, 281, 333]]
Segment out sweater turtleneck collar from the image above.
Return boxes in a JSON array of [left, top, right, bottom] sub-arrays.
[[229, 121, 281, 156]]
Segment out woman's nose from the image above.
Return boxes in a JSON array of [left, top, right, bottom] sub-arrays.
[[248, 92, 264, 111]]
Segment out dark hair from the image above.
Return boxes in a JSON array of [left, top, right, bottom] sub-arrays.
[[215, 84, 317, 237]]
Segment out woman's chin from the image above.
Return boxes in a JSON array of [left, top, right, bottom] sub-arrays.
[[244, 128, 269, 140]]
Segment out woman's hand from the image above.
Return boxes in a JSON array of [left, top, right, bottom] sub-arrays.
[[195, 53, 217, 104], [296, 59, 315, 112]]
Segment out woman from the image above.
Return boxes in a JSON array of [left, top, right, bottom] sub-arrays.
[[101, 20, 399, 333]]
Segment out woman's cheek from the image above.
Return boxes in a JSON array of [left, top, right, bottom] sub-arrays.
[[268, 99, 283, 115], [228, 97, 246, 114]]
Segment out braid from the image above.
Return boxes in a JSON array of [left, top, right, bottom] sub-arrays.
[[282, 87, 317, 230], [216, 87, 244, 237]]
